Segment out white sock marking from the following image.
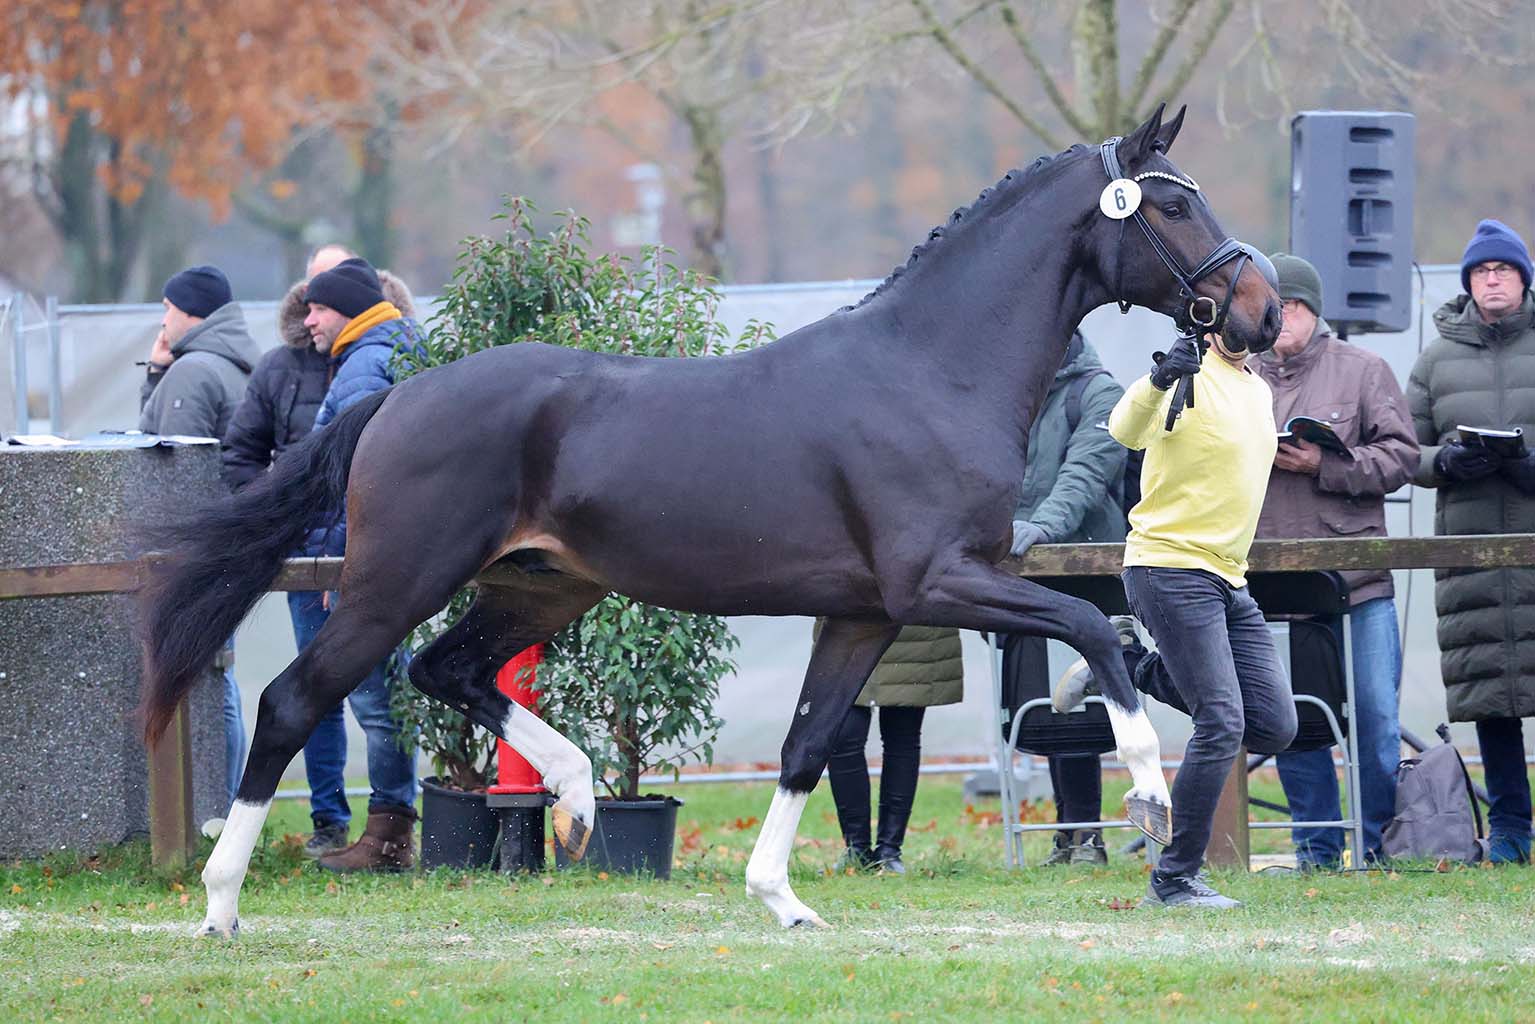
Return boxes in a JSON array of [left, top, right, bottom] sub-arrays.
[[198, 798, 270, 937], [499, 704, 594, 827], [745, 788, 825, 928], [1105, 704, 1170, 804]]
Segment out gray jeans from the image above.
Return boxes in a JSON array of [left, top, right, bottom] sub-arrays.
[[1122, 567, 1297, 877]]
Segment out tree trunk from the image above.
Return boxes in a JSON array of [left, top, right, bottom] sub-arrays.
[[352, 110, 396, 269], [1071, 0, 1121, 139], [680, 104, 727, 280]]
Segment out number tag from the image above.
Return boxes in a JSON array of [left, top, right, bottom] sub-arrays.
[[1099, 178, 1142, 220]]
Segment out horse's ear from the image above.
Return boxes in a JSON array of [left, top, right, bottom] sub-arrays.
[[1155, 105, 1187, 154], [1118, 103, 1165, 166]]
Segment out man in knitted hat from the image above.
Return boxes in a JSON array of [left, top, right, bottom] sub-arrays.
[[221, 244, 421, 860], [301, 255, 426, 872], [1408, 219, 1535, 864], [1254, 252, 1418, 870], [138, 263, 261, 809]]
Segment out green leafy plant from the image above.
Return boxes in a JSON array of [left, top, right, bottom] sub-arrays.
[[391, 196, 767, 800]]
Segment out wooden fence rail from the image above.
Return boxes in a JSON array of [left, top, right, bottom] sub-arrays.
[[6, 533, 1535, 868]]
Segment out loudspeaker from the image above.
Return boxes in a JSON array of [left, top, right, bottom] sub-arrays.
[[1289, 111, 1415, 334]]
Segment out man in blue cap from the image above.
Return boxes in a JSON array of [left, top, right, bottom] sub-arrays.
[[1408, 218, 1535, 864]]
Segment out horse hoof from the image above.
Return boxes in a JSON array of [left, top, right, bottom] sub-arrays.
[[193, 917, 238, 940], [1125, 793, 1173, 846], [551, 803, 592, 862], [789, 913, 830, 930]]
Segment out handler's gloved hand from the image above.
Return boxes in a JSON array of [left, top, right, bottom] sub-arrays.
[[1009, 521, 1047, 558], [1499, 451, 1535, 494], [1149, 334, 1202, 391], [1435, 441, 1501, 483]]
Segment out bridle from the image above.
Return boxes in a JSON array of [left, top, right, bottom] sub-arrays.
[[1099, 137, 1254, 341]]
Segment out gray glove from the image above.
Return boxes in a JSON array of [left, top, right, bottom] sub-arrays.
[[1009, 521, 1047, 557]]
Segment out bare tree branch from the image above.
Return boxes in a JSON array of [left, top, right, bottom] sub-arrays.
[[908, 0, 1062, 147], [998, 4, 1091, 137]]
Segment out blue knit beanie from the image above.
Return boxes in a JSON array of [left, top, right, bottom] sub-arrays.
[[1460, 219, 1533, 293], [162, 265, 231, 319]]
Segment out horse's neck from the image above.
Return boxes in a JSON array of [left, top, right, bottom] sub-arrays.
[[873, 222, 1101, 437]]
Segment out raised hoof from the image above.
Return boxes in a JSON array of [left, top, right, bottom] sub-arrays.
[[193, 917, 239, 940], [1126, 794, 1173, 846], [551, 803, 592, 862]]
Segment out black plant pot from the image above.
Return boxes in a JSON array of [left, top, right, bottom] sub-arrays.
[[420, 777, 500, 870], [554, 796, 683, 879]]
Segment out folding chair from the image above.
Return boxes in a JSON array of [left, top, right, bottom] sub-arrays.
[[1244, 570, 1366, 863], [991, 576, 1145, 867]]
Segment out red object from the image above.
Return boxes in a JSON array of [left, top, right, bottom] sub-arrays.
[[488, 644, 547, 794]]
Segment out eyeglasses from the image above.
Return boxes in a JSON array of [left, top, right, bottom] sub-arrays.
[[1470, 263, 1520, 281]]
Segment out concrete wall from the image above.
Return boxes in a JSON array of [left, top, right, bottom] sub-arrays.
[[0, 444, 228, 854]]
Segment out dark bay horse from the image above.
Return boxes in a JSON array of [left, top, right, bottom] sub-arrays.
[[138, 106, 1279, 936]]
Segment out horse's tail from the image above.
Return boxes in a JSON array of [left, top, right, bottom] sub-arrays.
[[136, 388, 393, 744]]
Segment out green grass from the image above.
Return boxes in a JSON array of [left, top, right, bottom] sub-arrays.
[[4, 773, 1535, 1023]]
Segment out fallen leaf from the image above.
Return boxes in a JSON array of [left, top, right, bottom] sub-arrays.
[[1078, 939, 1095, 950], [1304, 887, 1319, 898], [1167, 992, 1183, 1004], [139, 995, 153, 1007], [597, 872, 609, 881], [715, 946, 731, 956]]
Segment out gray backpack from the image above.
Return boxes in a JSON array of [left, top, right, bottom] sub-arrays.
[[1382, 725, 1488, 864]]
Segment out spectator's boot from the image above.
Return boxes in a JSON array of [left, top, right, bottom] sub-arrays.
[[1068, 830, 1108, 866], [830, 772, 874, 872], [873, 775, 917, 876], [303, 821, 351, 859], [1053, 615, 1144, 713], [317, 804, 416, 873]]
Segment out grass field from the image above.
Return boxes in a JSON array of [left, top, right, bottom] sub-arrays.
[[4, 771, 1535, 1023]]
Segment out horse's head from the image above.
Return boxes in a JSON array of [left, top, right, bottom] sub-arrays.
[[1089, 104, 1281, 353]]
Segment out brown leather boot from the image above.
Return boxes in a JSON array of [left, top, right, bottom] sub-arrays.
[[317, 804, 416, 873]]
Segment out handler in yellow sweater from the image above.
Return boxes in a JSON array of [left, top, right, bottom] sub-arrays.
[[1057, 331, 1296, 909]]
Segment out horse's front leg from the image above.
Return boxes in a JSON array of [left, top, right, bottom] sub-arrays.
[[909, 558, 1172, 844], [200, 609, 405, 938], [745, 617, 900, 928]]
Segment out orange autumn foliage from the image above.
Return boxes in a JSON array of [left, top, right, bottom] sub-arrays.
[[0, 0, 378, 216]]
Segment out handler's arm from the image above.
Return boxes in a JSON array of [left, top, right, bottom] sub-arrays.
[[1108, 373, 1174, 452]]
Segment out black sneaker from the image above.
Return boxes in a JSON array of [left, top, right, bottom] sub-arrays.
[[303, 823, 351, 859], [1141, 870, 1242, 909]]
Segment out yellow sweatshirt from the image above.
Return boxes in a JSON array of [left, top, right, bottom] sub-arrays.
[[1108, 347, 1277, 586]]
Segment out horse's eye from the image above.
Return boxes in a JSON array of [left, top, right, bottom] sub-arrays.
[[1161, 202, 1185, 220]]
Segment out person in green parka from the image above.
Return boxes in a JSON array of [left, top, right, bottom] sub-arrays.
[[823, 623, 963, 874], [1002, 332, 1128, 865], [1408, 218, 1535, 864]]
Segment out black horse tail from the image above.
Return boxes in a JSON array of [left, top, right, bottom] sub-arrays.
[[137, 388, 393, 744]]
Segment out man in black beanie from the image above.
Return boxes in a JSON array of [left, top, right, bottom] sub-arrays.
[[138, 262, 261, 809], [301, 255, 427, 872]]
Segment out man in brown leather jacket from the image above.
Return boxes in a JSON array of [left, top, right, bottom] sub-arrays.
[[1255, 253, 1419, 869]]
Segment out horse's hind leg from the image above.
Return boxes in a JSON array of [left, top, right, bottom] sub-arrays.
[[746, 617, 900, 928], [407, 570, 605, 858], [908, 558, 1172, 844]]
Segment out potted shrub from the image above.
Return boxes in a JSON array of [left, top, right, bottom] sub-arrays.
[[393, 198, 762, 876], [389, 592, 503, 870]]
